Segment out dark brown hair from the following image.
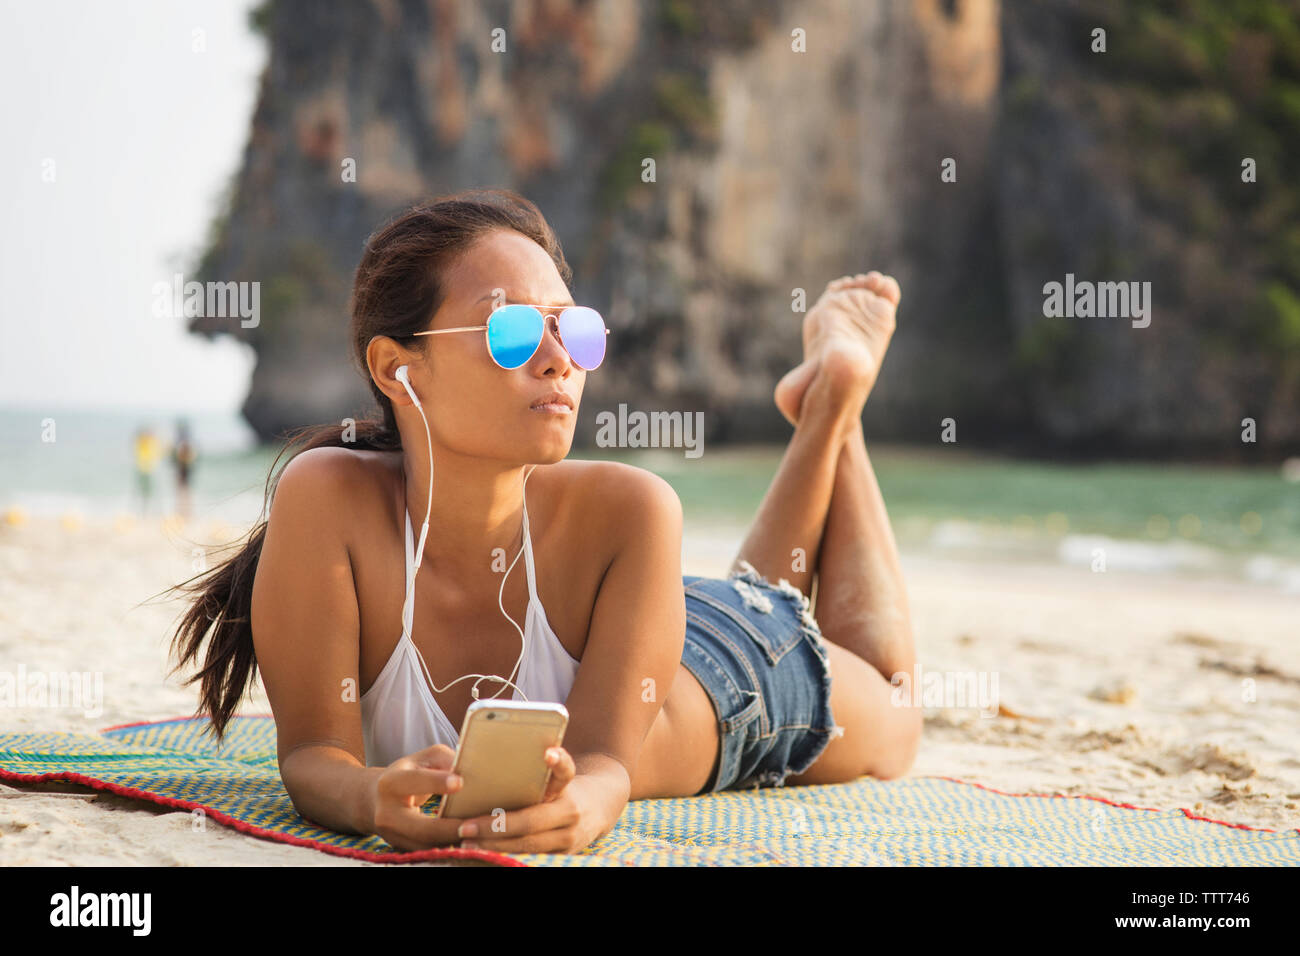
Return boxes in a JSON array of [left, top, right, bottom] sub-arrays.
[[160, 188, 572, 742]]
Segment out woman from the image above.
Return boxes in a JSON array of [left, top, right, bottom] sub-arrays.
[[167, 188, 919, 855]]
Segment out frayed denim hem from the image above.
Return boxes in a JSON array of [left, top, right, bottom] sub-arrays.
[[726, 559, 846, 751], [728, 558, 825, 645]]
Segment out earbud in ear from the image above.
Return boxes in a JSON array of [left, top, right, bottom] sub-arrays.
[[395, 365, 422, 408]]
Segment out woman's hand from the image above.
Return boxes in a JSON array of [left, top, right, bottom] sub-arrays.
[[456, 747, 626, 854], [368, 743, 475, 851]]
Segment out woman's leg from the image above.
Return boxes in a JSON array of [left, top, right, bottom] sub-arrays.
[[729, 364, 855, 600], [783, 415, 920, 783], [733, 273, 921, 782]]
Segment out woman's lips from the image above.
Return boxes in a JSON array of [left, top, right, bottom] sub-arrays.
[[530, 392, 574, 414]]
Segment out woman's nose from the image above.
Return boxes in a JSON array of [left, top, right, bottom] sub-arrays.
[[537, 314, 572, 367]]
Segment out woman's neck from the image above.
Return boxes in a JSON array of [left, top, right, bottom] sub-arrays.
[[400, 447, 533, 575]]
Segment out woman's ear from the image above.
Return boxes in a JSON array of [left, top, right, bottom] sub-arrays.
[[394, 366, 422, 408], [366, 336, 418, 407]]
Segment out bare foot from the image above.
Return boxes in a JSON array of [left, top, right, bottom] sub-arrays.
[[774, 271, 901, 426]]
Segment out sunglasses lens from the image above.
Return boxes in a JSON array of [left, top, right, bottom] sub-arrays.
[[487, 305, 545, 369], [557, 307, 607, 370]]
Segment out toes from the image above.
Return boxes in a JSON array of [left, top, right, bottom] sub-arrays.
[[827, 272, 901, 307], [836, 272, 881, 287], [882, 275, 901, 305], [860, 271, 901, 306], [829, 274, 868, 292], [868, 273, 900, 305]]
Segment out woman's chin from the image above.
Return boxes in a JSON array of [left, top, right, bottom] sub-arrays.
[[525, 431, 574, 464]]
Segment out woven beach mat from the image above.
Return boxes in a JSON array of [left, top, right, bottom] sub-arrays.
[[2, 715, 1296, 866]]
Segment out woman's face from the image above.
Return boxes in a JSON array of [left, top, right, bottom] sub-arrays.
[[413, 228, 585, 465]]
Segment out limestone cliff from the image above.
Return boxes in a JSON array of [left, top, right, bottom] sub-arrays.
[[192, 0, 1300, 457]]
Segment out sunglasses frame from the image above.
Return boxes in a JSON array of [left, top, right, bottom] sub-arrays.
[[413, 303, 610, 371]]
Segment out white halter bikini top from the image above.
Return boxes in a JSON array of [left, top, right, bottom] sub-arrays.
[[359, 489, 580, 768]]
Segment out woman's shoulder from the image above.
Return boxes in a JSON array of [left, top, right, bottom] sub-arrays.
[[540, 458, 682, 534], [273, 446, 399, 527], [278, 445, 398, 491], [548, 457, 677, 500], [533, 460, 683, 637]]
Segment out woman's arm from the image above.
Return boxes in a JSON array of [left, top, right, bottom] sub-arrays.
[[457, 463, 686, 853], [251, 447, 374, 829], [565, 464, 686, 784], [251, 448, 465, 845], [280, 746, 385, 834]]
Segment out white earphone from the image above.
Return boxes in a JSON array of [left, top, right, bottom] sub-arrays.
[[394, 364, 421, 408], [395, 364, 534, 703]]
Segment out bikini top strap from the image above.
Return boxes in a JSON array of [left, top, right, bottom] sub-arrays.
[[403, 471, 535, 640], [402, 508, 417, 638]]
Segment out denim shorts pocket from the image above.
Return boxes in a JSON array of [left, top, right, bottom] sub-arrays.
[[714, 688, 764, 793], [722, 688, 764, 734], [683, 586, 804, 666]]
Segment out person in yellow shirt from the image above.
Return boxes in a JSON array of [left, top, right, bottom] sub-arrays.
[[133, 426, 163, 516]]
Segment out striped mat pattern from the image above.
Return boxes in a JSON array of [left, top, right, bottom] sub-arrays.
[[1, 716, 1295, 866]]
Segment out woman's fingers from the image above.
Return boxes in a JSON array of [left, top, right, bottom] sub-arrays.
[[373, 803, 467, 851], [463, 825, 580, 855], [377, 744, 461, 804], [370, 744, 582, 852], [540, 746, 576, 802], [369, 744, 468, 850], [378, 765, 462, 803], [407, 743, 457, 770], [460, 797, 579, 847]]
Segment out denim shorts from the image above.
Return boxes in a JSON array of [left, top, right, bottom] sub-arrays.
[[681, 560, 840, 793]]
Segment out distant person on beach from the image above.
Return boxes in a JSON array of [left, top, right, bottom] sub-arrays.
[[132, 426, 163, 516], [172, 419, 197, 519]]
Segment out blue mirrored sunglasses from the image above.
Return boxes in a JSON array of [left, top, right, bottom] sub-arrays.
[[414, 303, 609, 371]]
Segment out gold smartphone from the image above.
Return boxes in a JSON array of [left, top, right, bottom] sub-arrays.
[[436, 699, 569, 820]]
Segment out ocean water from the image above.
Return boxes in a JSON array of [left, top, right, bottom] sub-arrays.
[[588, 446, 1300, 591], [3, 405, 1297, 588], [0, 404, 271, 523]]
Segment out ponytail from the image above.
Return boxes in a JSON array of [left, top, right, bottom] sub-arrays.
[[159, 418, 399, 742]]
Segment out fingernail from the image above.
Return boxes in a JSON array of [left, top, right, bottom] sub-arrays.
[[459, 822, 478, 838], [448, 774, 462, 788]]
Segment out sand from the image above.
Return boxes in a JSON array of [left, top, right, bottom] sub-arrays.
[[1, 512, 1296, 865]]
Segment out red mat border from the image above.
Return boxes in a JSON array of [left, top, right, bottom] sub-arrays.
[[0, 766, 526, 866], [1, 714, 1293, 868], [1, 713, 524, 867], [925, 775, 1300, 834]]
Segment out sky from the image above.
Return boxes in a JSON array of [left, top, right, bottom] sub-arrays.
[[0, 0, 266, 413]]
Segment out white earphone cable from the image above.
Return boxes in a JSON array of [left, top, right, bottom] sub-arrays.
[[400, 372, 534, 705]]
